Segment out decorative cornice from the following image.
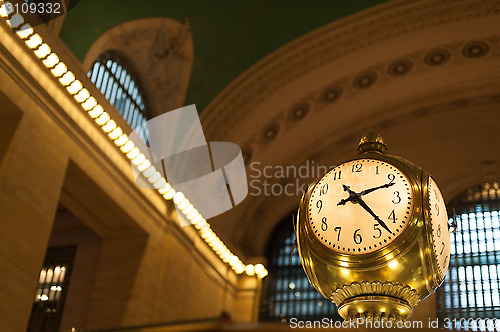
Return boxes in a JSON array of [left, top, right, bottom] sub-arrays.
[[201, 0, 500, 258], [239, 35, 500, 163], [202, 0, 500, 138], [330, 281, 420, 307]]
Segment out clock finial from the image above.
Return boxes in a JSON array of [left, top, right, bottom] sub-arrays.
[[357, 131, 387, 154]]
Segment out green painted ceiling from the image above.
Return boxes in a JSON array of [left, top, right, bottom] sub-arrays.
[[60, 0, 389, 111]]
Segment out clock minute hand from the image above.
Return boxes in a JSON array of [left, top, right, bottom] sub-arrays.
[[355, 197, 392, 234], [358, 182, 395, 197]]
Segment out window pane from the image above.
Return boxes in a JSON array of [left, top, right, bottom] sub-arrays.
[[87, 51, 149, 142], [437, 182, 500, 330], [27, 246, 76, 332], [260, 214, 341, 322]]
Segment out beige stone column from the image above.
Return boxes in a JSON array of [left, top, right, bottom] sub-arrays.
[[0, 104, 68, 331]]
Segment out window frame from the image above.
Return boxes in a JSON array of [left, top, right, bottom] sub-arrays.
[[88, 51, 150, 142], [437, 182, 500, 328], [259, 214, 342, 322]]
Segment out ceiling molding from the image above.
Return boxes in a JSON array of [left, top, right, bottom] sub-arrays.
[[198, 0, 500, 257]]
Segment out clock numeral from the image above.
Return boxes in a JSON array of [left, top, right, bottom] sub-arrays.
[[321, 217, 328, 231], [388, 173, 396, 184], [434, 189, 440, 202], [389, 209, 397, 223], [440, 241, 445, 255], [353, 228, 363, 244], [333, 170, 342, 180], [437, 224, 442, 237], [351, 163, 363, 173], [435, 203, 440, 216], [373, 223, 382, 239], [316, 200, 322, 213], [392, 191, 401, 204], [375, 165, 379, 175], [443, 255, 449, 267], [320, 183, 329, 196], [334, 226, 341, 241]]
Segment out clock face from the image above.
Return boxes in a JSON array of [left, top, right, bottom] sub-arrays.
[[308, 159, 413, 255], [428, 177, 450, 280]]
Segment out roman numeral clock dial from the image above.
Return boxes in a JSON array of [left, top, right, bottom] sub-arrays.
[[308, 159, 413, 254]]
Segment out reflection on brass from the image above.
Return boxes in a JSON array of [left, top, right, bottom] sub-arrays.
[[338, 295, 412, 321], [331, 281, 419, 307]]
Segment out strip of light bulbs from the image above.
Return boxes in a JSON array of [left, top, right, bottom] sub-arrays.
[[0, 1, 267, 279]]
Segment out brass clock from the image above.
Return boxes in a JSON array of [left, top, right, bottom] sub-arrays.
[[296, 132, 451, 321]]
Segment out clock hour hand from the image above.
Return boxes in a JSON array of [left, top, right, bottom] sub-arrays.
[[358, 182, 395, 197], [355, 197, 392, 234], [337, 185, 358, 206], [342, 184, 356, 195]]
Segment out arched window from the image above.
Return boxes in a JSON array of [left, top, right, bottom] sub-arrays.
[[88, 51, 149, 141], [259, 213, 342, 322], [437, 182, 500, 330]]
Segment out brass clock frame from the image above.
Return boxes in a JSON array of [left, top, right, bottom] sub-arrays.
[[296, 133, 448, 321], [421, 170, 448, 288]]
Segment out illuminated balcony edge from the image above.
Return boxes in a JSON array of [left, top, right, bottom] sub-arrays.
[[0, 2, 267, 279]]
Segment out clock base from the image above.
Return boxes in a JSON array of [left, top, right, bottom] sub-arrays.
[[338, 295, 412, 322]]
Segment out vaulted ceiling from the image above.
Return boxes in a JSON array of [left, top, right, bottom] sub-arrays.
[[58, 0, 500, 260], [60, 0, 388, 111]]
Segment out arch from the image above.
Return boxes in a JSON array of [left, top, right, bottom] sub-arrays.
[[200, 0, 500, 258], [83, 17, 194, 119], [87, 50, 150, 141]]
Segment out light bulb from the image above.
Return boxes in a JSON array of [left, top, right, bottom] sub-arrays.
[[6, 13, 24, 29], [186, 209, 199, 221], [95, 112, 110, 126], [257, 269, 268, 278], [25, 34, 43, 49], [142, 165, 156, 178], [88, 105, 104, 118], [120, 140, 135, 153], [81, 97, 97, 111], [34, 43, 51, 58], [136, 159, 151, 172], [74, 88, 90, 103], [114, 134, 129, 147], [153, 178, 167, 190], [163, 188, 176, 200], [255, 264, 265, 275], [173, 192, 185, 205], [177, 198, 189, 210], [0, 2, 14, 17], [16, 24, 33, 39], [66, 80, 83, 95], [131, 153, 146, 166], [59, 71, 76, 86], [108, 127, 123, 140], [245, 264, 255, 276], [51, 62, 67, 77], [147, 172, 161, 184], [125, 147, 140, 160]]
